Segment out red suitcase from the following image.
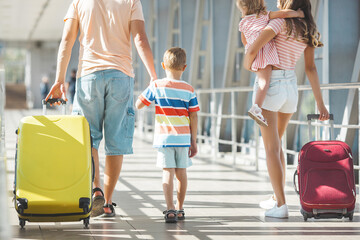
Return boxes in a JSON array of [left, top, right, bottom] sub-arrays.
[[294, 114, 356, 221]]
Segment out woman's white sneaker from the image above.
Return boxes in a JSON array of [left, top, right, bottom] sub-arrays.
[[259, 195, 276, 209], [265, 204, 289, 218]]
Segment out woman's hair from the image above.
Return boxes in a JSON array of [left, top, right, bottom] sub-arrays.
[[236, 0, 267, 17], [278, 0, 323, 47]]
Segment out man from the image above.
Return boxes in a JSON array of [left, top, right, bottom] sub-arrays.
[[46, 0, 157, 217]]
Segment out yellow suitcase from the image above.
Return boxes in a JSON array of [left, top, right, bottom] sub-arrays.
[[14, 110, 93, 228]]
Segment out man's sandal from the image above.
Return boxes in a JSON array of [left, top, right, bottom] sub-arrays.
[[177, 209, 185, 220], [163, 209, 178, 223], [102, 202, 117, 217], [91, 187, 105, 217]]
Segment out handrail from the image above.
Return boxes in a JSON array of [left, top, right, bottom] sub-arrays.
[[134, 82, 360, 185]]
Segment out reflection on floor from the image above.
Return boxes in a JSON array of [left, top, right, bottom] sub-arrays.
[[3, 109, 360, 240]]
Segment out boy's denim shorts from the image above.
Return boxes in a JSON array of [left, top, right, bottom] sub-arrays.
[[156, 147, 192, 168], [72, 69, 135, 155], [253, 70, 298, 113]]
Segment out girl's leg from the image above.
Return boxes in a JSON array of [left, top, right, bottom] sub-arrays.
[[175, 168, 187, 211], [277, 112, 293, 186], [254, 65, 272, 108], [260, 109, 286, 207], [163, 168, 176, 216]]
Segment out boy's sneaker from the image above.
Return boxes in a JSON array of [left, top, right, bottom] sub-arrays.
[[259, 195, 276, 209], [265, 204, 289, 218], [248, 104, 268, 127]]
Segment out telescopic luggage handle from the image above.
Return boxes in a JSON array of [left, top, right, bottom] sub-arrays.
[[42, 98, 66, 115], [307, 114, 334, 141]]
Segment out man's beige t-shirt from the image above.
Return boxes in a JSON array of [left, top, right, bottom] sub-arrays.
[[65, 0, 144, 78]]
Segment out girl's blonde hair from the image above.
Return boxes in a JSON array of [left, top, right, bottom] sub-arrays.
[[278, 0, 323, 47], [236, 0, 267, 17]]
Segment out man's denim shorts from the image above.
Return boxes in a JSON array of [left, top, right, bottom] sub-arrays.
[[156, 147, 192, 168], [72, 69, 135, 155], [253, 70, 298, 113]]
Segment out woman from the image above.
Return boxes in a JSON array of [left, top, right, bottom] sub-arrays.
[[244, 0, 329, 218]]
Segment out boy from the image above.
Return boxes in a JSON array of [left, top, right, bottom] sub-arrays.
[[136, 47, 199, 223]]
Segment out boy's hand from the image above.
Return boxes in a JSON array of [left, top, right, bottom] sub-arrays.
[[297, 8, 305, 18], [188, 142, 197, 158]]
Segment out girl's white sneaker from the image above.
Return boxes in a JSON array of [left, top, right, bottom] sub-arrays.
[[248, 104, 268, 127]]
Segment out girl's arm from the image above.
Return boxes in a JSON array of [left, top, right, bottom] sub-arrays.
[[241, 32, 247, 46], [243, 27, 276, 71], [269, 9, 304, 19], [304, 46, 330, 121]]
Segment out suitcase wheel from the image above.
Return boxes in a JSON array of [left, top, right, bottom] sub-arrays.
[[19, 218, 26, 229], [303, 214, 308, 221], [83, 217, 90, 229], [349, 213, 353, 221]]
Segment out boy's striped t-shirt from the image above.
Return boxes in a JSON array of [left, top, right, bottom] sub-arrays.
[[138, 78, 200, 148]]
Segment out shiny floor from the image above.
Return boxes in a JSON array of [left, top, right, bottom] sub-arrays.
[[3, 109, 360, 240]]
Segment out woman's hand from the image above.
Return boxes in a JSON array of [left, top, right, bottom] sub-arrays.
[[317, 104, 330, 121], [243, 27, 277, 72], [243, 56, 253, 72]]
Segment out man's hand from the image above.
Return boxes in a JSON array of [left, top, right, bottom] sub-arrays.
[[45, 82, 68, 106], [188, 142, 198, 158]]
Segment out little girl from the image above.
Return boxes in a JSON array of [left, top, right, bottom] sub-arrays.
[[237, 0, 303, 127]]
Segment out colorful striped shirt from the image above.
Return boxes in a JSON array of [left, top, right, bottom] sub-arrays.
[[239, 12, 279, 71], [267, 18, 308, 70], [139, 78, 200, 148]]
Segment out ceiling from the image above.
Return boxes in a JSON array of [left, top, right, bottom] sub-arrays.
[[0, 0, 73, 41]]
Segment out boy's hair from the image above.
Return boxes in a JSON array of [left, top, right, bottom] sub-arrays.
[[236, 0, 267, 16], [163, 47, 186, 71]]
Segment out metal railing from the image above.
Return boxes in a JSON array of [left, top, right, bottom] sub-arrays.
[[134, 82, 360, 186]]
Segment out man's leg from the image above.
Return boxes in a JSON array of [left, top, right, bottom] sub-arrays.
[[92, 148, 101, 193], [103, 155, 123, 214]]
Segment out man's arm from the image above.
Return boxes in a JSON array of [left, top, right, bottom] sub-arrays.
[[189, 112, 198, 158], [243, 27, 276, 71], [130, 20, 157, 81], [269, 9, 304, 19], [46, 19, 79, 104]]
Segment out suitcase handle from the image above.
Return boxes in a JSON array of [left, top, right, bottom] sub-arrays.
[[42, 98, 67, 105], [293, 170, 299, 195], [307, 114, 334, 121], [42, 98, 67, 115], [307, 114, 335, 141]]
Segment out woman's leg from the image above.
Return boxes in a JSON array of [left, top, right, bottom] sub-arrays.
[[254, 66, 272, 108], [175, 168, 187, 211], [260, 109, 286, 207], [277, 112, 293, 186]]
